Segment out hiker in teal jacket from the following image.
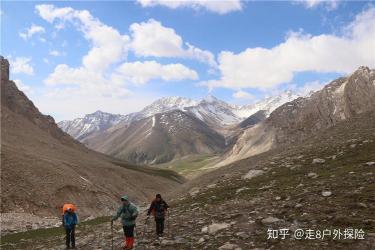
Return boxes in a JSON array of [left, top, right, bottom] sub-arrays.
[[111, 195, 138, 249]]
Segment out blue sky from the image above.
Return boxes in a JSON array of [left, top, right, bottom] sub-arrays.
[[1, 0, 374, 121]]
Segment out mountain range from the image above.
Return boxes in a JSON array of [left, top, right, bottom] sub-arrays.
[[58, 90, 301, 164], [219, 66, 375, 167]]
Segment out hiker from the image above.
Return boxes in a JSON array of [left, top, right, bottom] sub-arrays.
[[63, 206, 78, 249], [147, 194, 169, 237], [112, 195, 139, 250]]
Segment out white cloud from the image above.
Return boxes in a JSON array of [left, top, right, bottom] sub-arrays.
[[233, 90, 254, 100], [14, 79, 32, 94], [35, 88, 160, 121], [114, 60, 198, 85], [35, 5, 201, 119], [49, 50, 64, 56], [9, 57, 34, 75], [130, 19, 216, 67], [19, 24, 45, 40], [36, 4, 131, 99], [137, 0, 243, 14], [298, 0, 339, 10], [291, 80, 327, 96], [36, 4, 130, 72], [202, 6, 375, 90]]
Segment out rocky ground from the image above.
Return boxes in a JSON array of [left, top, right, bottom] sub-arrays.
[[2, 113, 375, 249]]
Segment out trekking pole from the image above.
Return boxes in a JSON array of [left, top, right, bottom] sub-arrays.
[[167, 210, 171, 238], [110, 222, 113, 250], [141, 216, 149, 250]]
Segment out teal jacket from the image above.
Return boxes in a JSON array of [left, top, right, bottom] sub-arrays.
[[112, 202, 139, 226]]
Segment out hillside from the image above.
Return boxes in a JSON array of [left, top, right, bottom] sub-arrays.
[[219, 66, 375, 167], [4, 105, 374, 249], [0, 57, 183, 233], [85, 110, 226, 164]]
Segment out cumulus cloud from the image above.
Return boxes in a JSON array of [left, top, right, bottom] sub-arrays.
[[136, 0, 243, 14], [36, 4, 130, 73], [114, 61, 198, 85], [232, 90, 255, 100], [298, 0, 339, 10], [9, 57, 34, 75], [14, 79, 32, 94], [35, 4, 132, 99], [19, 24, 45, 40], [49, 50, 64, 56], [130, 19, 216, 67], [201, 6, 375, 90], [35, 4, 200, 117]]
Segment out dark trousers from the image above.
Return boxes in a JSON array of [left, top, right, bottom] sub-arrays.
[[123, 225, 135, 237], [155, 217, 165, 236], [65, 226, 75, 248]]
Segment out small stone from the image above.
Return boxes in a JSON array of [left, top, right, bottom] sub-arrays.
[[261, 216, 280, 224], [243, 170, 265, 180], [236, 187, 250, 194], [364, 162, 375, 166], [275, 196, 281, 201], [202, 223, 230, 235], [312, 158, 325, 164], [295, 203, 303, 208], [357, 202, 368, 209], [322, 191, 332, 197], [235, 232, 249, 239], [218, 242, 241, 250], [307, 172, 318, 178]]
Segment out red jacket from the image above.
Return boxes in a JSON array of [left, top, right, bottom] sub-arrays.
[[147, 199, 169, 218]]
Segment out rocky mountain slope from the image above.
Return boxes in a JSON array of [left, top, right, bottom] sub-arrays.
[[85, 110, 226, 165], [0, 57, 183, 233], [220, 66, 375, 167], [59, 91, 300, 166], [58, 111, 126, 141], [4, 106, 374, 250], [59, 92, 301, 142]]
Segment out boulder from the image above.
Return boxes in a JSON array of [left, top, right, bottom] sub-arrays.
[[243, 170, 264, 180]]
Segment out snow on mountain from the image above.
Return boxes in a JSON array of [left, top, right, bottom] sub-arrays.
[[59, 91, 302, 141], [139, 96, 198, 118], [186, 95, 242, 126], [232, 90, 302, 118], [58, 111, 126, 140]]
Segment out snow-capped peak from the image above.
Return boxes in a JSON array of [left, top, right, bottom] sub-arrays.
[[202, 94, 219, 103], [140, 96, 198, 117], [233, 90, 302, 118]]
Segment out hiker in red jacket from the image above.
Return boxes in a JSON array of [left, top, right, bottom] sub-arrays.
[[147, 194, 169, 237]]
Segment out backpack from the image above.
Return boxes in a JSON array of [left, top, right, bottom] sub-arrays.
[[121, 203, 138, 220], [154, 201, 167, 218], [62, 204, 77, 214]]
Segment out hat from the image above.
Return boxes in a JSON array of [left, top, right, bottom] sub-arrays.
[[121, 195, 129, 201]]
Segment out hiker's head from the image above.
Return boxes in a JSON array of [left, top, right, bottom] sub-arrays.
[[156, 194, 162, 201], [121, 195, 129, 205], [67, 207, 72, 213]]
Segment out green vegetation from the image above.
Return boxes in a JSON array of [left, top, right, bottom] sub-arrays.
[[1, 216, 111, 249], [156, 154, 220, 178], [112, 159, 186, 183]]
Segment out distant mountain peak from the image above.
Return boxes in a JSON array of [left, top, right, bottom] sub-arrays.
[[202, 94, 219, 103]]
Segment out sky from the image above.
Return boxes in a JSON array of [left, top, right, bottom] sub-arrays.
[[1, 0, 375, 121]]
